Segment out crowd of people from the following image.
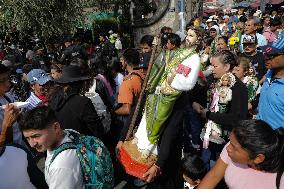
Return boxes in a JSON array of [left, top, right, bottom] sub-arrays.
[[0, 6, 284, 189]]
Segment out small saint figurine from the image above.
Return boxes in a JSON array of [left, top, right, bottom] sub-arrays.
[[202, 73, 236, 148]]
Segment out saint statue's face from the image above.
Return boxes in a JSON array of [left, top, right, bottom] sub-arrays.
[[249, 68, 254, 75], [222, 76, 230, 86], [186, 29, 197, 46]]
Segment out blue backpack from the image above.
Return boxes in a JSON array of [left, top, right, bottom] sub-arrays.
[[50, 131, 114, 189]]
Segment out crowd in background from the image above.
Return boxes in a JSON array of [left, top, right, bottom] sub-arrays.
[[0, 6, 283, 189]]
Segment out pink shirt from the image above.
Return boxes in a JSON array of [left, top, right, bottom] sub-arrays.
[[220, 143, 284, 189], [263, 28, 278, 43]]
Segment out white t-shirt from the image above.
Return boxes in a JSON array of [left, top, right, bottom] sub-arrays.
[[45, 133, 84, 189], [114, 73, 124, 96], [0, 145, 36, 189]]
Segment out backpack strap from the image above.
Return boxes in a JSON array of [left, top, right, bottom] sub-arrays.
[[130, 72, 144, 82], [0, 94, 12, 106], [49, 142, 76, 166], [3, 95, 12, 103], [49, 131, 80, 166], [0, 146, 5, 157], [130, 71, 144, 103]]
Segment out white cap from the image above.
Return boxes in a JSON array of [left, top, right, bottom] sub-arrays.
[[210, 25, 220, 34], [210, 25, 219, 31], [206, 18, 213, 23]]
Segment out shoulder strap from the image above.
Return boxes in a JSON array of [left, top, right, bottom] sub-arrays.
[[130, 72, 144, 82], [0, 94, 12, 106], [3, 95, 12, 103], [129, 72, 144, 105], [49, 131, 80, 166], [276, 171, 283, 189], [0, 146, 5, 157], [50, 142, 76, 166]]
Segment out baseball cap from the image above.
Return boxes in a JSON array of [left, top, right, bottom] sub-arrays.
[[210, 25, 220, 33], [242, 34, 256, 44], [209, 25, 220, 34], [260, 34, 284, 56], [223, 15, 229, 19], [27, 69, 51, 85], [206, 18, 213, 23]]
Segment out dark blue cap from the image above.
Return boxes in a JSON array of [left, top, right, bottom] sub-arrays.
[[260, 34, 284, 56]]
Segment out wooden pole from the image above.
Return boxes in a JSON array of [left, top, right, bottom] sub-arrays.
[[125, 43, 158, 140]]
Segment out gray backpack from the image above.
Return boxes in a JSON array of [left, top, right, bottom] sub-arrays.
[[85, 80, 111, 133]]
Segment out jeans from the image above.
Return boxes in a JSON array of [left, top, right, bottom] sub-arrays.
[[183, 104, 202, 153], [201, 142, 226, 170]]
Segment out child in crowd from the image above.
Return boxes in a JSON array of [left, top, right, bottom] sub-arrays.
[[108, 60, 124, 97], [50, 63, 63, 79], [139, 35, 154, 69], [181, 154, 207, 189]]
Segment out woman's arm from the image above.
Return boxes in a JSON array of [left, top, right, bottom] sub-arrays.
[[259, 75, 266, 85], [197, 158, 227, 189]]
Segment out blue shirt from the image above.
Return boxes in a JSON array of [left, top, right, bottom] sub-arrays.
[[257, 70, 284, 129]]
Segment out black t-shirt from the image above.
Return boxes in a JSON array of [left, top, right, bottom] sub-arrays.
[[207, 76, 248, 131], [139, 52, 151, 69], [243, 52, 267, 81]]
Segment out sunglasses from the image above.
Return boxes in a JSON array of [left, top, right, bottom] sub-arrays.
[[243, 43, 256, 48]]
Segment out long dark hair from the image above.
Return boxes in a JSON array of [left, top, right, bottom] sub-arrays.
[[91, 58, 116, 90], [233, 120, 284, 173]]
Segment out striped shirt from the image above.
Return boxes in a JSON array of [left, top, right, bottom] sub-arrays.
[[25, 92, 42, 110]]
